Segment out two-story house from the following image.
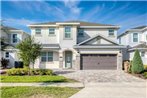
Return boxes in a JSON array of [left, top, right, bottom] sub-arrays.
[[118, 26, 147, 65], [1, 26, 30, 68], [28, 21, 124, 70]]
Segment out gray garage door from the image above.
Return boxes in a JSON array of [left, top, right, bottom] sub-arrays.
[[81, 54, 117, 70]]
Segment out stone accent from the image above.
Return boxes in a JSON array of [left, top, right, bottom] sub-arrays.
[[117, 53, 122, 70], [75, 53, 80, 70], [59, 51, 63, 69]]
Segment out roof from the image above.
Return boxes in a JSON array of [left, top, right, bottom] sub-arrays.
[[131, 43, 147, 49], [29, 20, 116, 26], [118, 25, 147, 38], [131, 26, 147, 29], [42, 44, 60, 49], [1, 26, 20, 30]]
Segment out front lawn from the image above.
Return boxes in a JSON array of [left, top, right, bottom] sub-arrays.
[[0, 75, 76, 83], [1, 86, 81, 98]]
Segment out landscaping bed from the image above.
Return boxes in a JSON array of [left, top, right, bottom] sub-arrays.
[[1, 86, 81, 98]]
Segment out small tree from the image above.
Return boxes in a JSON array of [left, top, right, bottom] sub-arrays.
[[131, 50, 144, 74], [1, 57, 9, 69], [16, 37, 42, 68]]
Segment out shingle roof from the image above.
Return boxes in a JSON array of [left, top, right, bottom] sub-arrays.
[[30, 20, 115, 26], [1, 26, 20, 30], [131, 43, 147, 49], [131, 26, 147, 29]]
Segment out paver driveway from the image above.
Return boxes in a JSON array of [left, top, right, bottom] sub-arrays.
[[54, 70, 145, 83]]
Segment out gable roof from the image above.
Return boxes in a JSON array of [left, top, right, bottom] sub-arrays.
[[1, 26, 20, 30], [29, 20, 117, 27], [118, 25, 147, 38], [77, 34, 119, 46], [128, 43, 147, 51]]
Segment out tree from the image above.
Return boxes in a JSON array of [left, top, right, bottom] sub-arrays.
[[16, 37, 42, 68], [131, 50, 144, 74]]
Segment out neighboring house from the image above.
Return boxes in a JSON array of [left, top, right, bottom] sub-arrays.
[[118, 26, 147, 65], [28, 21, 125, 70], [1, 26, 30, 68]]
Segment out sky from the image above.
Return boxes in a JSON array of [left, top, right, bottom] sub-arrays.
[[1, 0, 147, 35]]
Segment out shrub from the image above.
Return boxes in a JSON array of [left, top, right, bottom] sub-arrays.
[[143, 72, 147, 78], [144, 65, 147, 71], [7, 68, 53, 76], [131, 50, 144, 74], [1, 58, 9, 68]]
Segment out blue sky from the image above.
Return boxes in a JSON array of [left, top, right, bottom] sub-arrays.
[[1, 0, 147, 35]]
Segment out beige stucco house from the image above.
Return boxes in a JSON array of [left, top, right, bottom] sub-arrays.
[[1, 26, 30, 68], [28, 21, 124, 70], [118, 26, 147, 65]]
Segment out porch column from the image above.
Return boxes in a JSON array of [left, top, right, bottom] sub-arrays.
[[75, 53, 81, 70], [117, 52, 122, 70], [59, 51, 63, 69]]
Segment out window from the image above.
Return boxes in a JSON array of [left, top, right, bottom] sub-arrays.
[[12, 34, 18, 43], [108, 29, 114, 36], [41, 52, 53, 62], [65, 26, 71, 38], [133, 33, 138, 42], [119, 38, 121, 44], [141, 51, 145, 57], [5, 52, 9, 59], [78, 28, 84, 37], [35, 28, 41, 35], [49, 28, 55, 35]]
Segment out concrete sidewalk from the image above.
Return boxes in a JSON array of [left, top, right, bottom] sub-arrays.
[[70, 82, 147, 98], [0, 82, 84, 88]]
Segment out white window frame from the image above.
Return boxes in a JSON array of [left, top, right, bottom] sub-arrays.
[[132, 33, 139, 42], [141, 51, 145, 57], [35, 28, 41, 35], [108, 29, 115, 36], [49, 28, 55, 35], [5, 52, 10, 59], [41, 52, 53, 62], [11, 33, 18, 44], [78, 28, 84, 37], [64, 26, 71, 39]]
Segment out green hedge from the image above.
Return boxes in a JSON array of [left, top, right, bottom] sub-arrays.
[[7, 68, 53, 76]]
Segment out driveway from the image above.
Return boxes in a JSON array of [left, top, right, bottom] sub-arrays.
[[70, 82, 147, 98], [54, 70, 145, 83], [54, 70, 146, 98]]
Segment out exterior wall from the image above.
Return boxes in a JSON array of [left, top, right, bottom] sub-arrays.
[[85, 38, 113, 45], [1, 30, 9, 42], [59, 26, 77, 48], [33, 51, 59, 69], [77, 28, 117, 44], [31, 27, 59, 44], [119, 30, 147, 47]]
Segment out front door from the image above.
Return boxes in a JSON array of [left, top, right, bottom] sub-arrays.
[[65, 51, 72, 68]]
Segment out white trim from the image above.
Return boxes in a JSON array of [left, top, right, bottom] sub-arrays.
[[132, 32, 139, 43], [56, 23, 80, 25], [74, 45, 126, 49], [77, 33, 118, 46], [28, 25, 57, 27], [79, 26, 120, 28]]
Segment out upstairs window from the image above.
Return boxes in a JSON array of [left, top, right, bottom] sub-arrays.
[[108, 29, 114, 36], [35, 28, 41, 35], [133, 33, 138, 42], [141, 51, 145, 57], [49, 28, 55, 35], [5, 52, 9, 59], [78, 28, 84, 37], [65, 26, 71, 38], [12, 34, 18, 43], [41, 52, 53, 62]]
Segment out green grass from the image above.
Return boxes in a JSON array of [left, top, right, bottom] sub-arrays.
[[0, 75, 76, 83], [1, 86, 81, 98]]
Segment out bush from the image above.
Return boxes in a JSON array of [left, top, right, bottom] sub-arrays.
[[143, 72, 147, 78], [131, 50, 144, 74], [144, 65, 147, 71], [1, 58, 9, 68], [7, 68, 53, 76]]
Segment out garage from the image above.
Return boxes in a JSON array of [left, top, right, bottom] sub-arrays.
[[81, 54, 117, 70]]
